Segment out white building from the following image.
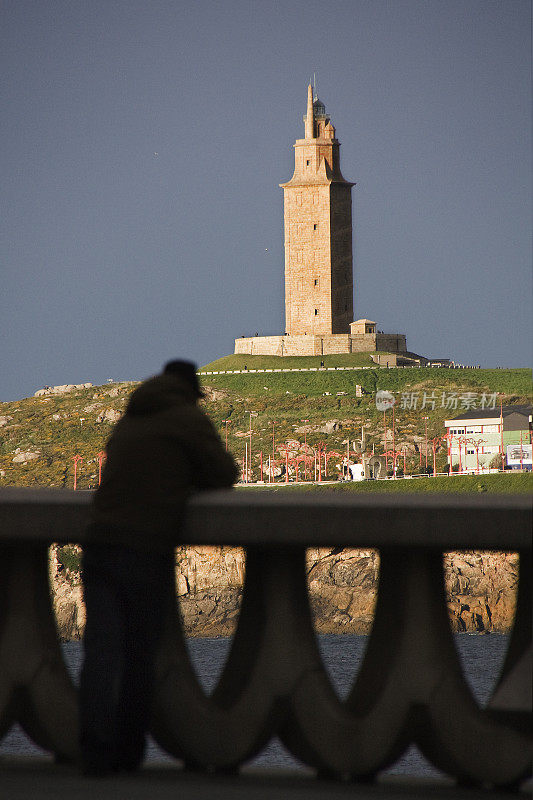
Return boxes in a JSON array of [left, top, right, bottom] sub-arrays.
[[444, 405, 532, 472]]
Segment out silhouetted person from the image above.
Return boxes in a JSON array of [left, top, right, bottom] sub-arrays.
[[79, 360, 237, 776]]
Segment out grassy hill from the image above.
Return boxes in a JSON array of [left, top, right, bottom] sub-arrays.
[[0, 360, 530, 491], [252, 473, 532, 495], [201, 354, 531, 398]]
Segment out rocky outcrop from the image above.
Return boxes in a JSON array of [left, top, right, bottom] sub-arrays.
[[307, 548, 379, 634], [49, 546, 86, 639], [34, 383, 93, 396], [12, 448, 40, 463], [95, 408, 122, 424], [49, 546, 518, 640], [444, 551, 519, 633]]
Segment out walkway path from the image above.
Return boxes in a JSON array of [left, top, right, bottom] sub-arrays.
[[199, 365, 375, 375], [199, 364, 475, 376], [1, 758, 529, 799]]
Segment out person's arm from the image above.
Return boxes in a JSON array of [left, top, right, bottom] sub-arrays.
[[178, 406, 238, 489]]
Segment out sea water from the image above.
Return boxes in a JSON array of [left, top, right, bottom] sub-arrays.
[[0, 634, 510, 777]]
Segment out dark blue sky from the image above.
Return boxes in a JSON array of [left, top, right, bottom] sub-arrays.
[[2, 0, 531, 400]]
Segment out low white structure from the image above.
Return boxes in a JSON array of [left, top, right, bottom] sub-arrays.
[[348, 463, 365, 481]]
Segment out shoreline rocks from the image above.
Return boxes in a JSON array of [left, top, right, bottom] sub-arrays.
[[50, 546, 518, 641]]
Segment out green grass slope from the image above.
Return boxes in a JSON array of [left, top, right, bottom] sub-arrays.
[[254, 473, 532, 495], [201, 356, 531, 398], [0, 366, 530, 492]]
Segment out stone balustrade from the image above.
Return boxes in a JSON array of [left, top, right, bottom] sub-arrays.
[[0, 488, 531, 789]]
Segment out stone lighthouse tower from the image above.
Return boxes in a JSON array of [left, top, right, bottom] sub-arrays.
[[280, 84, 354, 335], [233, 85, 409, 360]]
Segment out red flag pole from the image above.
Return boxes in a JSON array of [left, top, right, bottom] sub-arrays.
[[73, 455, 83, 490], [500, 396, 505, 471]]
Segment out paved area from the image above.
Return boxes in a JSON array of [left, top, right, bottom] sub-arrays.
[[0, 758, 531, 800]]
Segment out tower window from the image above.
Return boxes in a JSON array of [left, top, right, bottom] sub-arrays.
[[314, 308, 319, 315], [314, 278, 319, 287], [306, 159, 310, 166], [313, 223, 318, 231]]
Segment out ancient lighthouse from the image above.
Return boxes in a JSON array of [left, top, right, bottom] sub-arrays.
[[281, 82, 354, 336], [235, 85, 408, 358]]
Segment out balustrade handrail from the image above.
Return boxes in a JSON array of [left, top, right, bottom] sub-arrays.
[[0, 487, 530, 549], [0, 487, 531, 789]]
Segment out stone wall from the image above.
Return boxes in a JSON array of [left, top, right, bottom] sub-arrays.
[[234, 332, 407, 356], [234, 336, 285, 356], [376, 333, 407, 353]]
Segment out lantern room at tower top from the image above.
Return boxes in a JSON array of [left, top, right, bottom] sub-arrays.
[[235, 85, 418, 360]]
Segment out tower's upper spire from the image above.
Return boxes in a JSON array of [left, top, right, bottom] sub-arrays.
[[305, 83, 314, 139]]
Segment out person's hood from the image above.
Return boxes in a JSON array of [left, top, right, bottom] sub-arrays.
[[126, 374, 197, 415]]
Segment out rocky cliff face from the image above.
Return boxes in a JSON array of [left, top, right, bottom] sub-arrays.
[[444, 551, 519, 633], [50, 546, 518, 640]]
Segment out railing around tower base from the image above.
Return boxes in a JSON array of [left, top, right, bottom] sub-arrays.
[[0, 489, 531, 790]]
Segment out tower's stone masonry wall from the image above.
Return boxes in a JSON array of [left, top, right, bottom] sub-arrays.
[[281, 85, 354, 337], [235, 333, 406, 357], [330, 182, 354, 332], [284, 184, 334, 336], [376, 334, 407, 353]]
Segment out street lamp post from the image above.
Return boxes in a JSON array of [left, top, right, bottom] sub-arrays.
[[383, 411, 388, 471], [456, 435, 463, 473], [301, 419, 309, 479], [317, 441, 326, 482], [423, 416, 429, 470], [271, 421, 278, 469], [431, 437, 442, 477], [441, 433, 454, 476], [346, 439, 350, 478], [245, 411, 257, 483], [392, 405, 396, 476], [96, 451, 105, 486], [384, 449, 401, 477], [500, 396, 505, 471], [469, 438, 483, 475], [73, 455, 83, 490]]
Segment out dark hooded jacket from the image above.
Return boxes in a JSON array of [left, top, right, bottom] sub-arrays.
[[90, 373, 238, 551]]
